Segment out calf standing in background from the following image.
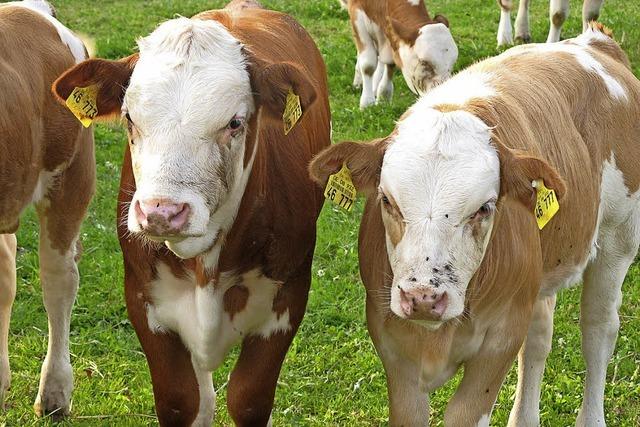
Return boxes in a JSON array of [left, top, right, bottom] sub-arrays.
[[341, 0, 457, 109], [311, 24, 638, 426], [497, 0, 605, 45], [54, 2, 330, 425], [0, 0, 93, 419]]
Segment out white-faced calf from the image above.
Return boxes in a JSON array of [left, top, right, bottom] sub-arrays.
[[497, 0, 605, 45], [342, 0, 457, 109], [0, 0, 92, 419], [54, 2, 330, 425], [311, 23, 639, 426]]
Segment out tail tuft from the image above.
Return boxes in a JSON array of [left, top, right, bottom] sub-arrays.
[[587, 21, 613, 38]]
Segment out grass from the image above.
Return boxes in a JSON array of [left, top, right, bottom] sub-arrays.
[[3, 0, 639, 425]]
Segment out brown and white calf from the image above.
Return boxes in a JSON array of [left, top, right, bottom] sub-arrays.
[[342, 0, 457, 109], [497, 0, 605, 45], [0, 0, 92, 419], [54, 3, 330, 425], [311, 24, 639, 426]]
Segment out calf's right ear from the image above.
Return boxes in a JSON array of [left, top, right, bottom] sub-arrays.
[[52, 54, 138, 120], [309, 138, 388, 195]]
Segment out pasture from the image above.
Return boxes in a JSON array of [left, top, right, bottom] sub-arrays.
[[4, 0, 639, 425]]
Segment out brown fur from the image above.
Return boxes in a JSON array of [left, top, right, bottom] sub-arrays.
[[309, 26, 640, 424], [56, 3, 330, 425]]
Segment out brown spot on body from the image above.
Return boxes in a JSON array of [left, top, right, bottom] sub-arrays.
[[224, 284, 250, 320]]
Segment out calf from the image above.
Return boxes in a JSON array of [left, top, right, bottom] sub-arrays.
[[311, 24, 639, 426], [0, 0, 92, 419], [342, 0, 457, 109], [497, 0, 605, 45], [54, 3, 330, 425]]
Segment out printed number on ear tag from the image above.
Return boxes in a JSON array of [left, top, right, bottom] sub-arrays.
[[283, 89, 302, 135], [65, 85, 98, 128], [324, 163, 356, 212], [533, 179, 559, 230]]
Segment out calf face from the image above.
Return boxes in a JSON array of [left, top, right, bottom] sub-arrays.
[[54, 16, 316, 259], [310, 106, 563, 328], [394, 21, 458, 94]]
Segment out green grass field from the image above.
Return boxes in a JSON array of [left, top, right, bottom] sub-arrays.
[[3, 0, 639, 425]]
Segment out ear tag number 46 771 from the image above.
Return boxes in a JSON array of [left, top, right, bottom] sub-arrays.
[[533, 179, 559, 230], [65, 85, 98, 128], [324, 163, 356, 212]]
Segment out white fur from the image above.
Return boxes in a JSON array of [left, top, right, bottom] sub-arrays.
[[124, 17, 256, 259], [398, 23, 458, 94], [382, 105, 500, 324], [7, 1, 87, 63], [147, 264, 290, 372], [419, 71, 496, 108], [33, 220, 79, 416], [353, 9, 387, 109], [476, 414, 490, 427], [500, 41, 627, 101], [497, 8, 513, 46], [406, 0, 420, 6], [0, 234, 17, 406], [31, 166, 64, 204], [192, 358, 215, 427]]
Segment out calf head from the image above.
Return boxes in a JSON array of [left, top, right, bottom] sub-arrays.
[[310, 107, 563, 329], [54, 16, 316, 259], [392, 18, 458, 94]]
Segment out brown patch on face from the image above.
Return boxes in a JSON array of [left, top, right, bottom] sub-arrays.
[[379, 192, 405, 246], [224, 284, 250, 320]]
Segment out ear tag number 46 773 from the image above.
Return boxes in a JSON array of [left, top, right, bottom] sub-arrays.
[[324, 163, 356, 212], [533, 179, 559, 230], [65, 85, 98, 128]]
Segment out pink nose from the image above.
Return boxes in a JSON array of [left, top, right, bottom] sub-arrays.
[[399, 287, 448, 320], [134, 198, 190, 236]]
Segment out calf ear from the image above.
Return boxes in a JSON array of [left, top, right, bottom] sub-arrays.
[[52, 54, 138, 120], [249, 59, 317, 122], [433, 14, 450, 27], [494, 140, 566, 210], [309, 138, 388, 195]]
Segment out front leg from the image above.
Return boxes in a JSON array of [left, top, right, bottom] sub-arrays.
[[385, 358, 429, 427], [0, 234, 16, 407], [445, 324, 525, 426]]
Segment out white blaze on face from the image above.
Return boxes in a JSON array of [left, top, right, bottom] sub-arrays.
[[124, 17, 256, 259], [398, 23, 458, 94], [381, 104, 499, 325]]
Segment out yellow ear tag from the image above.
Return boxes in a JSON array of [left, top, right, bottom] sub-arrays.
[[283, 89, 302, 135], [533, 179, 559, 230], [65, 85, 98, 128], [324, 163, 357, 212]]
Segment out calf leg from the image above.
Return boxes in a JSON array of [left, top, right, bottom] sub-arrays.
[[547, 0, 570, 42], [582, 0, 604, 30], [445, 324, 525, 426], [353, 58, 362, 88], [497, 0, 514, 46], [514, 0, 532, 43], [385, 357, 429, 427], [0, 234, 17, 407], [507, 295, 556, 427], [375, 63, 395, 104], [357, 46, 378, 109], [227, 263, 310, 427], [576, 224, 638, 427]]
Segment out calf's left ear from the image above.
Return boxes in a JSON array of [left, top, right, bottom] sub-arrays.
[[495, 141, 566, 210], [249, 60, 317, 122]]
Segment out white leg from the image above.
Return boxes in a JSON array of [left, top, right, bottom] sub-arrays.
[[352, 57, 362, 89], [582, 0, 604, 30], [514, 0, 531, 43], [576, 228, 637, 427], [497, 0, 514, 46], [192, 357, 216, 427], [508, 295, 556, 427], [33, 222, 79, 419], [0, 234, 17, 407], [358, 47, 377, 109], [547, 0, 570, 42], [372, 60, 384, 95], [375, 63, 394, 103]]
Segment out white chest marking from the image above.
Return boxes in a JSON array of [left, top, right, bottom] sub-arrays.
[[146, 264, 290, 371]]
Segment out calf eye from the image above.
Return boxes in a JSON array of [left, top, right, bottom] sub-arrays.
[[382, 195, 390, 206], [228, 117, 244, 132], [471, 200, 495, 221]]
